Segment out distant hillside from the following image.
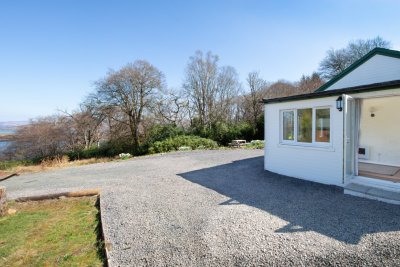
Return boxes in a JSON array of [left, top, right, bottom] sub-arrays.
[[0, 121, 29, 130]]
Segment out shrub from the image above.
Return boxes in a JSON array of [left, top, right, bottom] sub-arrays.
[[237, 122, 256, 142], [140, 124, 185, 154], [119, 153, 132, 160], [245, 140, 265, 149], [40, 155, 70, 167], [149, 135, 218, 154], [146, 124, 184, 143], [67, 147, 109, 160], [254, 114, 265, 140], [66, 141, 133, 160], [0, 160, 34, 171], [178, 146, 191, 151], [209, 122, 237, 146], [208, 121, 255, 146]]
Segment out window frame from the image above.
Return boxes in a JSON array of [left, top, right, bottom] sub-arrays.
[[297, 108, 313, 144], [281, 109, 295, 143], [280, 106, 332, 147], [314, 107, 331, 144]]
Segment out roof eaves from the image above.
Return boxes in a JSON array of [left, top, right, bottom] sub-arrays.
[[315, 48, 400, 93], [262, 79, 400, 104]]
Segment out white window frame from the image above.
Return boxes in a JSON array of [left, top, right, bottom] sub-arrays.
[[280, 109, 296, 144], [280, 106, 332, 147], [314, 107, 331, 145]]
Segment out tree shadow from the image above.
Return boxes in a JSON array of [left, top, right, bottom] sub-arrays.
[[178, 156, 400, 244]]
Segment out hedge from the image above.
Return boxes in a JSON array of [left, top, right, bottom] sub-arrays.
[[148, 135, 218, 154]]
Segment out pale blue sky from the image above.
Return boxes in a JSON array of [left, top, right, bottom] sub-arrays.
[[1, 0, 400, 121]]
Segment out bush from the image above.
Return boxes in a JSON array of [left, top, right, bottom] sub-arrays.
[[147, 124, 184, 143], [208, 121, 255, 146], [245, 140, 265, 149], [178, 146, 191, 151], [66, 143, 128, 160], [40, 155, 70, 167], [209, 122, 237, 145], [254, 114, 264, 140], [140, 124, 185, 154], [148, 135, 218, 154], [119, 153, 132, 160], [67, 147, 106, 160], [235, 122, 255, 142], [0, 160, 34, 171]]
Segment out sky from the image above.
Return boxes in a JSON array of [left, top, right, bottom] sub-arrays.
[[1, 0, 400, 122]]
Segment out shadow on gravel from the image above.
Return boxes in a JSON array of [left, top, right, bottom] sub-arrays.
[[179, 156, 400, 244]]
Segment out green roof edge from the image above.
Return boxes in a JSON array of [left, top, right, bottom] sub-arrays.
[[315, 48, 400, 92]]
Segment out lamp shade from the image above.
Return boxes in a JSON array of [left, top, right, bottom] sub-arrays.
[[336, 96, 343, 111]]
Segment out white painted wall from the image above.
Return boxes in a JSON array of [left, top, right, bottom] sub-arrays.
[[264, 96, 344, 186], [325, 55, 400, 90], [359, 96, 400, 166]]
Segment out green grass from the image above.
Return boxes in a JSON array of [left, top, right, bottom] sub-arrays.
[[0, 160, 34, 171], [0, 197, 105, 266]]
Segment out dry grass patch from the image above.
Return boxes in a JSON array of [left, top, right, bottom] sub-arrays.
[[0, 196, 105, 266], [1, 156, 114, 175]]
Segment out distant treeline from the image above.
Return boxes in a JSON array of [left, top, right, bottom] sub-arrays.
[[2, 36, 390, 162]]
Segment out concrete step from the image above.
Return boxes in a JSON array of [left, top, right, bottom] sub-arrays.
[[344, 182, 400, 205]]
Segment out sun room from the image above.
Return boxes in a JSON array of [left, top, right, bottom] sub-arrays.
[[263, 48, 400, 203]]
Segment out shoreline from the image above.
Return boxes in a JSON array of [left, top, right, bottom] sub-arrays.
[[0, 134, 15, 142]]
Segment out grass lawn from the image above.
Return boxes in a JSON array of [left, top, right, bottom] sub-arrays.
[[0, 196, 105, 266]]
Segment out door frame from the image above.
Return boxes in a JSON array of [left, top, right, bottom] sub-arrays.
[[342, 94, 360, 184]]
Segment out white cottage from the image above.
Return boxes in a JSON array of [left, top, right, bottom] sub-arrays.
[[263, 48, 400, 204]]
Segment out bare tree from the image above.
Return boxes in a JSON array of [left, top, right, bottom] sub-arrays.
[[297, 72, 324, 94], [213, 66, 241, 122], [245, 71, 267, 129], [93, 60, 165, 149], [61, 101, 106, 150], [183, 51, 218, 131], [183, 51, 240, 131], [6, 116, 70, 159], [319, 36, 391, 79], [263, 80, 297, 99], [155, 89, 190, 127]]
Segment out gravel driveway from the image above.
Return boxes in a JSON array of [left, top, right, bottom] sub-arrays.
[[2, 149, 400, 266]]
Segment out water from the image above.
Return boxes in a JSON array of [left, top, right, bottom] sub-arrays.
[[0, 129, 15, 135], [0, 129, 15, 153], [0, 140, 10, 150]]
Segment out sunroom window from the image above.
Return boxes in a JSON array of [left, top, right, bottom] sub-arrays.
[[297, 108, 312, 143], [280, 107, 331, 146], [315, 108, 330, 143], [282, 111, 294, 141]]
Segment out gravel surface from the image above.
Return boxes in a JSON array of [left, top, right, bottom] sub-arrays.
[[2, 149, 400, 266]]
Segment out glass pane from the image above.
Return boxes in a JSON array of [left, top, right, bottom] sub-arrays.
[[297, 108, 312, 143], [282, 111, 294, 141], [315, 108, 330, 142]]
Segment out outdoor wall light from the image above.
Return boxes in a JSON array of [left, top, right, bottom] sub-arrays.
[[369, 107, 376, 117], [336, 96, 343, 111]]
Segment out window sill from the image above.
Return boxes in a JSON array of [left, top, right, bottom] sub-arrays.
[[278, 142, 335, 152]]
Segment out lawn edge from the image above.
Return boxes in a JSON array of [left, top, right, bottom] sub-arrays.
[[98, 193, 112, 267], [14, 189, 100, 202], [5, 189, 110, 266]]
